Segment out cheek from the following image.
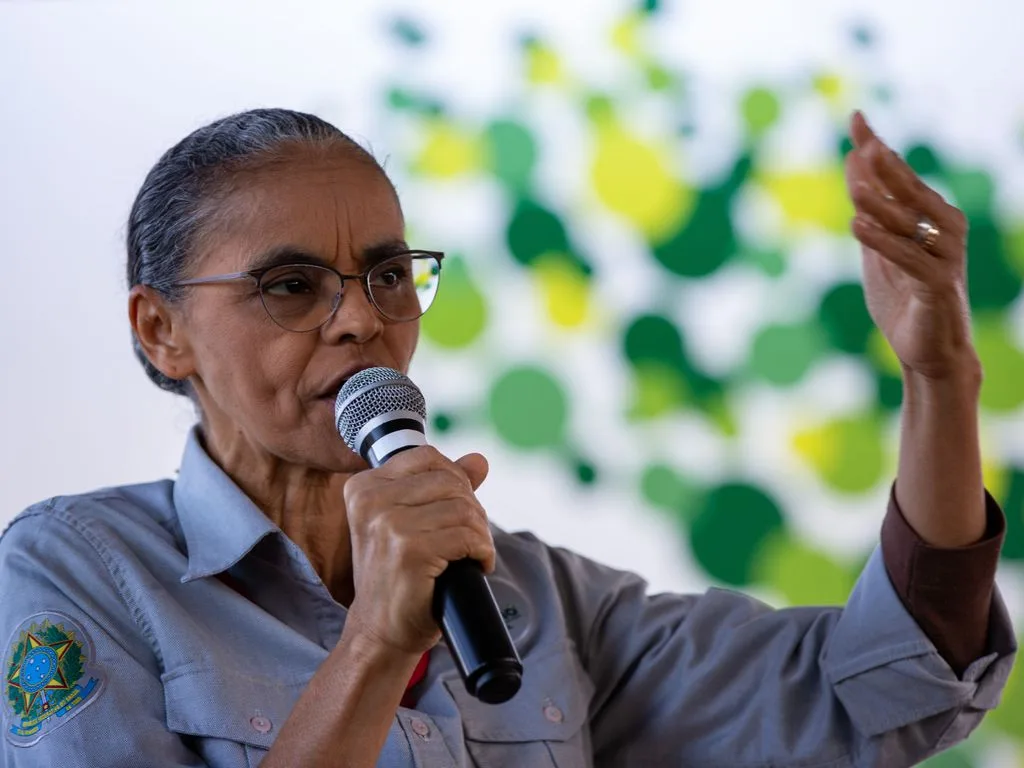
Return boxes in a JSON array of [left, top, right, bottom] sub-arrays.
[[386, 323, 419, 372], [190, 304, 313, 410]]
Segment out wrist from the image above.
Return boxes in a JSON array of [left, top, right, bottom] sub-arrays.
[[338, 619, 423, 679], [901, 356, 982, 406]]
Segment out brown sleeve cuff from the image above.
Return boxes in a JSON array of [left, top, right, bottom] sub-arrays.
[[880, 485, 1006, 676]]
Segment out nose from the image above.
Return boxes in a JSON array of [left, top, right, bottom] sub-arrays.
[[320, 282, 384, 344]]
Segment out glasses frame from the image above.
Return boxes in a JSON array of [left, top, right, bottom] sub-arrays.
[[172, 249, 445, 332]]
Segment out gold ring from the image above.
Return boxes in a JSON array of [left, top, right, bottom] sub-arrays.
[[913, 218, 940, 250]]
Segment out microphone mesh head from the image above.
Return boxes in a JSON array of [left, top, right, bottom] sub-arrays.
[[334, 367, 426, 450]]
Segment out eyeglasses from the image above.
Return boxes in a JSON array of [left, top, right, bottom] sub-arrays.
[[173, 250, 444, 332]]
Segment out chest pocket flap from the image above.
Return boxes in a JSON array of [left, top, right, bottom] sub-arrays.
[[162, 665, 306, 751], [445, 639, 593, 743]]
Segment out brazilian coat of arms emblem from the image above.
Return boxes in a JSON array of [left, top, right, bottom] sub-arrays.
[[3, 613, 104, 746]]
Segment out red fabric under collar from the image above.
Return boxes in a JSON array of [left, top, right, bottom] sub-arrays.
[[400, 652, 430, 708]]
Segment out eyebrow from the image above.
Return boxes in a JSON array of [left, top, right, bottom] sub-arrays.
[[247, 239, 411, 273]]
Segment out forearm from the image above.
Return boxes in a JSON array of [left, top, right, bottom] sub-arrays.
[[261, 624, 420, 768], [896, 359, 986, 548]]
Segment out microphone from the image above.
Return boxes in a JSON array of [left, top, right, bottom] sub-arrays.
[[335, 367, 523, 705]]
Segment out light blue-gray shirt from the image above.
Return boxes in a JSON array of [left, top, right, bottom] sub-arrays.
[[0, 428, 1016, 767]]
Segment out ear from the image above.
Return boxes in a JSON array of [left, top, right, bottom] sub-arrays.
[[128, 285, 196, 383]]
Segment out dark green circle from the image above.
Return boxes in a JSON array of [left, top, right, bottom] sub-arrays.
[[432, 412, 454, 433], [575, 461, 597, 485], [818, 282, 873, 355], [689, 483, 786, 586]]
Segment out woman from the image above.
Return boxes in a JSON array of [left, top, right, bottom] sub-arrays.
[[0, 108, 1014, 767]]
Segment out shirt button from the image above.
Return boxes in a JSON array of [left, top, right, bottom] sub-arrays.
[[250, 715, 273, 734], [543, 703, 564, 724], [410, 717, 431, 740]]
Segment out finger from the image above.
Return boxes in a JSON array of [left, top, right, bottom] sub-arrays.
[[845, 143, 893, 200], [373, 445, 450, 478], [849, 110, 876, 150], [851, 215, 947, 284], [455, 453, 489, 491], [865, 141, 951, 226], [370, 468, 481, 507], [412, 515, 496, 573], [850, 180, 921, 242]]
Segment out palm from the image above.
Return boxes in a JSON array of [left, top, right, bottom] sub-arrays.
[[861, 247, 965, 378]]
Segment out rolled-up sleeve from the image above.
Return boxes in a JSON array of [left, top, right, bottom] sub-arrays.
[[545, 540, 1016, 767], [0, 505, 202, 767]]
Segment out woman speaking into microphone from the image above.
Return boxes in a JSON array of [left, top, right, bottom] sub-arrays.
[[0, 108, 1015, 767]]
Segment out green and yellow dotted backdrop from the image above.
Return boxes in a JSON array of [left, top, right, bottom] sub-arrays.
[[373, 6, 1023, 764]]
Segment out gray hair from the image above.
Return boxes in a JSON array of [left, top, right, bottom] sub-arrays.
[[126, 108, 387, 396]]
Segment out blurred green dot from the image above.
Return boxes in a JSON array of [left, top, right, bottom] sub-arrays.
[[749, 322, 825, 386], [741, 87, 781, 136], [1006, 226, 1024, 277], [794, 416, 886, 494], [837, 135, 854, 159], [585, 94, 615, 123], [975, 316, 1024, 412], [689, 483, 785, 586], [753, 533, 856, 605], [905, 144, 941, 177], [917, 748, 976, 768], [946, 169, 995, 215], [639, 0, 660, 13], [998, 468, 1024, 561], [744, 247, 787, 277], [507, 198, 571, 268], [851, 24, 874, 47], [644, 64, 674, 90], [623, 314, 685, 368], [420, 256, 488, 349], [966, 218, 1022, 310], [575, 461, 597, 485], [641, 464, 686, 509], [390, 17, 427, 46], [488, 366, 567, 449], [484, 120, 537, 192], [872, 84, 894, 103], [818, 282, 873, 354], [987, 630, 1024, 739], [650, 154, 748, 279], [627, 362, 687, 419], [432, 412, 454, 433], [875, 372, 903, 411]]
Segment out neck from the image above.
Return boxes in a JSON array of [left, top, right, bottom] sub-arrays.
[[198, 426, 358, 606]]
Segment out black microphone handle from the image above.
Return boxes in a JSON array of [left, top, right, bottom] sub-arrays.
[[433, 558, 523, 704]]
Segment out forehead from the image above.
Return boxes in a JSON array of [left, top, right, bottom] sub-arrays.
[[200, 146, 404, 269]]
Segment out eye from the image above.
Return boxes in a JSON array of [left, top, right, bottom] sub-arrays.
[[263, 272, 316, 296], [374, 264, 410, 288]]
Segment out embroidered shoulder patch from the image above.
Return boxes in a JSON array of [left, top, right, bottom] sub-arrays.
[[3, 612, 105, 746]]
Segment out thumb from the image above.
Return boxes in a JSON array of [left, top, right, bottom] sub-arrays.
[[455, 453, 489, 491]]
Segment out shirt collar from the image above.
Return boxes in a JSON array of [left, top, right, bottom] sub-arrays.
[[173, 427, 279, 584]]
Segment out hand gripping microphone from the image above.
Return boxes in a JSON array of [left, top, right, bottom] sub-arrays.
[[335, 367, 523, 704]]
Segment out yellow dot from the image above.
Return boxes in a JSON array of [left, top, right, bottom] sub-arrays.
[[532, 254, 591, 328], [611, 12, 643, 58], [813, 72, 844, 104], [525, 42, 564, 85], [757, 165, 854, 234], [413, 121, 484, 178], [591, 121, 694, 241]]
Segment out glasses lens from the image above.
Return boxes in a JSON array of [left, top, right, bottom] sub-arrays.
[[367, 254, 441, 321], [259, 264, 341, 332]]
